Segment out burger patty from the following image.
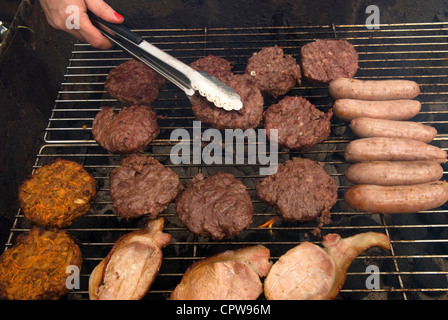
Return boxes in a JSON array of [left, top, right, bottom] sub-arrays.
[[110, 154, 182, 220], [0, 227, 82, 300], [175, 172, 253, 240], [18, 158, 96, 228], [263, 96, 333, 150], [246, 45, 301, 97], [190, 74, 264, 129], [256, 158, 337, 223], [92, 105, 160, 154], [300, 39, 359, 83], [190, 55, 234, 82], [104, 59, 166, 105]]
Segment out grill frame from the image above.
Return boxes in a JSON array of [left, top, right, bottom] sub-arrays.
[[5, 22, 448, 300]]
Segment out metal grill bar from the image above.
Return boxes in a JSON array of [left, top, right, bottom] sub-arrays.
[[5, 22, 448, 300]]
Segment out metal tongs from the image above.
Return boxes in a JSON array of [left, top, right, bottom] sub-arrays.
[[88, 12, 242, 111]]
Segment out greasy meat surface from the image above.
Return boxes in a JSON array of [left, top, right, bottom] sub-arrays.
[[110, 154, 182, 219], [301, 39, 359, 83], [175, 172, 253, 240], [190, 73, 264, 129], [92, 105, 160, 154], [170, 245, 272, 300], [89, 218, 171, 300], [190, 55, 234, 82], [256, 157, 337, 223], [104, 59, 166, 105], [246, 45, 301, 97], [0, 227, 82, 300], [264, 232, 391, 300], [18, 158, 96, 228], [263, 96, 333, 150]]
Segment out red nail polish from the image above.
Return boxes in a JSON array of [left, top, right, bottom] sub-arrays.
[[114, 12, 123, 20]]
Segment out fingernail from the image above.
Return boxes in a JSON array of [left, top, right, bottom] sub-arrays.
[[114, 12, 123, 20]]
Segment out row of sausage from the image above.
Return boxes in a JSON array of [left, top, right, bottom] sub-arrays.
[[330, 78, 448, 214]]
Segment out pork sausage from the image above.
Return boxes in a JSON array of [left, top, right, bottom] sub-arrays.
[[329, 78, 420, 100], [344, 137, 447, 163], [345, 161, 444, 186], [344, 181, 448, 214], [349, 117, 437, 143], [333, 99, 421, 122]]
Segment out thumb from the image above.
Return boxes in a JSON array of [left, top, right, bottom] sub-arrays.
[[84, 0, 124, 23]]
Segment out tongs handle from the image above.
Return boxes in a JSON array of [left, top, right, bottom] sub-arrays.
[[87, 11, 143, 45], [87, 11, 194, 95]]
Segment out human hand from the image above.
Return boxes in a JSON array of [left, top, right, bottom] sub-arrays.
[[39, 0, 124, 49]]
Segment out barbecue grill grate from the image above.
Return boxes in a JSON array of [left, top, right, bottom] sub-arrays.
[[5, 22, 448, 300]]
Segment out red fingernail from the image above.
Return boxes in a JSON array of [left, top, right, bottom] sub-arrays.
[[114, 12, 123, 20]]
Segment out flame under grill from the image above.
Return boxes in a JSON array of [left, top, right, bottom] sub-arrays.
[[5, 22, 448, 300]]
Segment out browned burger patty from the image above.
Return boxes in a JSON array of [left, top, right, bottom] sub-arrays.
[[300, 39, 359, 83], [0, 227, 82, 300], [246, 45, 301, 97], [190, 74, 264, 129], [18, 159, 96, 228], [104, 59, 166, 104], [92, 105, 160, 154], [263, 96, 333, 150], [256, 158, 337, 223], [175, 172, 253, 240], [110, 154, 182, 219], [190, 55, 234, 82]]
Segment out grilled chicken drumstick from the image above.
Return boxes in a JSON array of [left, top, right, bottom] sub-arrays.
[[264, 232, 391, 300], [89, 218, 171, 300]]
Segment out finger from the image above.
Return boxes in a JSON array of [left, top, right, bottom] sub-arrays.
[[69, 29, 113, 49], [85, 0, 124, 23], [76, 10, 113, 49]]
